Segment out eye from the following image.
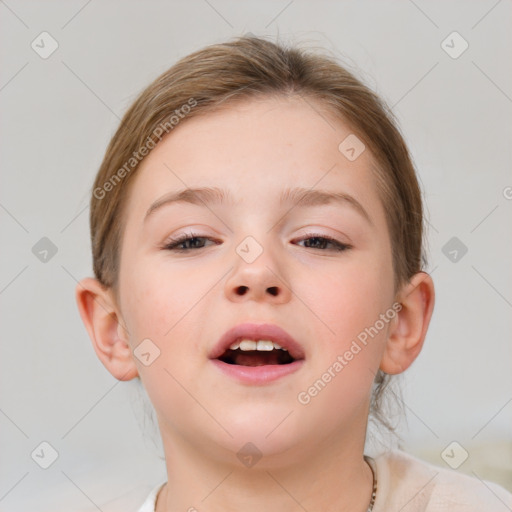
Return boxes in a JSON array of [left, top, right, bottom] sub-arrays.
[[162, 232, 218, 251], [295, 233, 351, 252], [161, 232, 351, 252]]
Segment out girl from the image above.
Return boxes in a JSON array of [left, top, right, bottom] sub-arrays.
[[76, 35, 512, 511]]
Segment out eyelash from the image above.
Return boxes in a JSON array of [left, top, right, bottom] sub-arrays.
[[162, 231, 351, 252]]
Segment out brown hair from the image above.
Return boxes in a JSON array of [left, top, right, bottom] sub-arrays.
[[89, 34, 426, 437]]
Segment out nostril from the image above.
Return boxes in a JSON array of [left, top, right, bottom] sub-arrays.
[[236, 285, 249, 295], [235, 286, 279, 296]]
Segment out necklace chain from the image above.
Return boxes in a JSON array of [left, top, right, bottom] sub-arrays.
[[155, 457, 378, 511], [364, 455, 377, 511]]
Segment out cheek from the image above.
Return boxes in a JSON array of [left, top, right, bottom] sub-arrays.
[[121, 253, 214, 339], [294, 250, 394, 414], [119, 253, 227, 403], [294, 260, 392, 423], [298, 249, 394, 341]]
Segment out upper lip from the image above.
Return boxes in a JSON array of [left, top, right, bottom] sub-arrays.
[[210, 323, 305, 361]]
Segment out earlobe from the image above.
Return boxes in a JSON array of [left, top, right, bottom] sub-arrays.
[[75, 277, 139, 381], [380, 272, 435, 375]]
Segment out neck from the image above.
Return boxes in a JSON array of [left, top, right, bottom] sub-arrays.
[[155, 424, 374, 512]]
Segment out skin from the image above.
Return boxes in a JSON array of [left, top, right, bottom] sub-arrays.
[[76, 95, 435, 512]]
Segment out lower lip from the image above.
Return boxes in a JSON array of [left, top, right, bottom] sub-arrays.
[[211, 359, 304, 385]]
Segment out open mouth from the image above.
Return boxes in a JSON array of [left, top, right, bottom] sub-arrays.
[[217, 340, 296, 367]]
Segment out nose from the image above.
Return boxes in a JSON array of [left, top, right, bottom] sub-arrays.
[[225, 243, 291, 304]]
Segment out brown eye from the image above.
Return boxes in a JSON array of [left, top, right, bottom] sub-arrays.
[[163, 233, 218, 251], [296, 234, 351, 252]]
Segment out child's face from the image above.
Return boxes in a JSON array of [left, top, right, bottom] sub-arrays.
[[116, 95, 396, 458]]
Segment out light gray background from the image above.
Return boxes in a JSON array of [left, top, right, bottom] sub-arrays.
[[1, 0, 511, 510]]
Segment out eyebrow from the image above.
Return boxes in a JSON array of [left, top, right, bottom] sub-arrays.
[[144, 186, 372, 225]]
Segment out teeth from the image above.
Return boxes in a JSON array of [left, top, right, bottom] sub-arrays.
[[229, 339, 287, 351], [239, 340, 257, 351], [256, 340, 274, 351]]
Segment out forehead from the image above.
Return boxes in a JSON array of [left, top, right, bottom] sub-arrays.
[[124, 95, 386, 228]]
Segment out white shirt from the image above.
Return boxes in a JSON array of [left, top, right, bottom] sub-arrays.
[[137, 449, 512, 511]]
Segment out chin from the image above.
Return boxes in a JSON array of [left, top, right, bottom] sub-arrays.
[[206, 404, 308, 463]]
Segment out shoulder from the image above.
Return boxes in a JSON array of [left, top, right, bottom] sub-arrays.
[[135, 482, 166, 512], [372, 449, 512, 512]]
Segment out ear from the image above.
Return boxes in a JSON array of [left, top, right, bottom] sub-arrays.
[[75, 277, 139, 381], [380, 272, 435, 375]]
